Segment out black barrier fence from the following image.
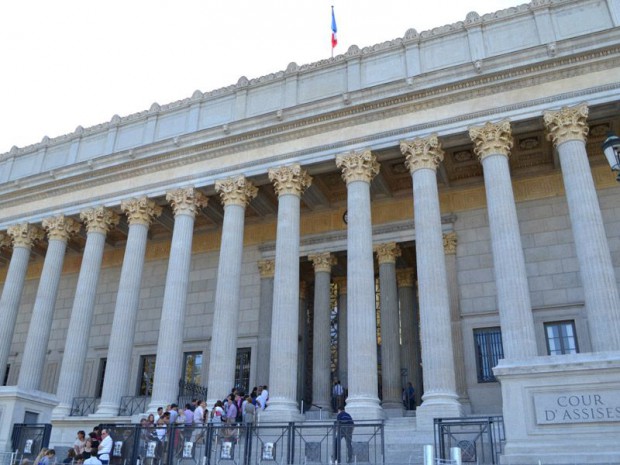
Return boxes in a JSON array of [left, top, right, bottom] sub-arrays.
[[434, 416, 505, 465], [11, 424, 52, 462], [100, 421, 384, 465]]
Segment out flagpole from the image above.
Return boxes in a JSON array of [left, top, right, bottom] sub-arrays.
[[331, 5, 334, 58]]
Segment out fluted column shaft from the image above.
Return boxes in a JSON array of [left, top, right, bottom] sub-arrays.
[[0, 225, 43, 380], [397, 269, 421, 407], [401, 135, 461, 427], [309, 253, 334, 411], [54, 208, 118, 416], [19, 216, 80, 391], [336, 150, 383, 420], [298, 282, 309, 405], [97, 198, 161, 415], [207, 177, 257, 406], [544, 104, 620, 351], [335, 278, 348, 390], [375, 243, 402, 411], [150, 188, 206, 411], [470, 121, 537, 358], [256, 260, 275, 385], [266, 164, 311, 420], [443, 233, 470, 409]]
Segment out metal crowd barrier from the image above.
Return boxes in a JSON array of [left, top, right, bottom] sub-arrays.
[[434, 417, 504, 465], [100, 420, 384, 465]]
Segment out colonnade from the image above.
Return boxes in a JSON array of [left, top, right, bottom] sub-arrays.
[[1, 105, 619, 424]]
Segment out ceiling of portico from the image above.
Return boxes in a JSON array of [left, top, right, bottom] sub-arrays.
[[0, 105, 618, 275]]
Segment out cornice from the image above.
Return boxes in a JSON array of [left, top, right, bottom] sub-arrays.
[[1, 43, 620, 224]]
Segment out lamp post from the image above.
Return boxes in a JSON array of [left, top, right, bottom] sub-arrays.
[[602, 131, 620, 181]]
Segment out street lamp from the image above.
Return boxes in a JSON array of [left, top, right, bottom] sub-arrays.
[[602, 131, 620, 181]]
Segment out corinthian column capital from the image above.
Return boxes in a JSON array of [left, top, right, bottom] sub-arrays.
[[308, 252, 336, 273], [7, 223, 44, 249], [121, 197, 162, 226], [166, 187, 208, 217], [258, 259, 275, 278], [396, 268, 414, 288], [544, 103, 589, 146], [374, 242, 402, 264], [336, 150, 380, 185], [401, 134, 444, 173], [469, 120, 513, 160], [80, 207, 120, 235], [443, 232, 458, 255], [268, 164, 312, 197], [42, 215, 81, 241], [215, 176, 258, 207]]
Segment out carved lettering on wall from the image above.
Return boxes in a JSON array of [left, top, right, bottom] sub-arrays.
[[534, 391, 620, 425]]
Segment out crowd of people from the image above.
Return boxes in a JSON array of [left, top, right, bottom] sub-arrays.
[[28, 426, 112, 465]]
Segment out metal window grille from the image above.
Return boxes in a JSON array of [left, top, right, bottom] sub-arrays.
[[473, 327, 504, 383]]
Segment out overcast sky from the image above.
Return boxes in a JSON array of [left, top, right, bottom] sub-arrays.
[[0, 0, 522, 154]]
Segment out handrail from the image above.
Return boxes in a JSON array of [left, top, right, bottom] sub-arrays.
[[70, 397, 98, 416]]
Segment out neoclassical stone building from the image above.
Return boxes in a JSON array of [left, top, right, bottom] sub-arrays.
[[1, 0, 620, 463]]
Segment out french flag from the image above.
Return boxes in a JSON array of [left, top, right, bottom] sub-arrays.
[[331, 6, 338, 49]]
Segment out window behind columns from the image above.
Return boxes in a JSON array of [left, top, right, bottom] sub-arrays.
[[96, 358, 107, 398], [234, 348, 251, 394], [138, 354, 157, 396], [474, 327, 504, 383], [182, 352, 203, 385], [544, 321, 579, 355]]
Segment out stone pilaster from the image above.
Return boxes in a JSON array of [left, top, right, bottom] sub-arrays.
[[544, 104, 620, 351], [469, 121, 538, 359], [334, 277, 348, 390], [207, 177, 257, 406], [256, 259, 275, 386], [442, 232, 471, 411], [18, 216, 80, 391], [374, 243, 403, 413], [401, 135, 462, 428], [308, 252, 336, 412], [264, 164, 311, 420], [0, 224, 44, 381], [96, 197, 161, 415], [336, 150, 383, 420], [149, 188, 207, 411], [397, 269, 421, 408], [53, 208, 119, 417]]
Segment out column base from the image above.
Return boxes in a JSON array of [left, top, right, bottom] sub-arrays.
[[51, 402, 72, 420], [415, 392, 462, 431], [495, 352, 620, 465], [258, 398, 304, 423], [0, 387, 58, 453], [92, 401, 120, 417], [345, 395, 384, 421]]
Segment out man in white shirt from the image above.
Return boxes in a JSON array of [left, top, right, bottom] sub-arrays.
[[98, 429, 113, 465]]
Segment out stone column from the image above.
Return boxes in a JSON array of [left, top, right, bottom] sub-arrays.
[[334, 277, 348, 391], [96, 197, 161, 415], [401, 135, 462, 428], [0, 224, 44, 380], [298, 281, 309, 406], [256, 259, 275, 386], [53, 208, 119, 417], [336, 150, 383, 420], [397, 269, 422, 407], [264, 164, 311, 421], [18, 216, 81, 391], [149, 188, 207, 411], [374, 242, 403, 413], [207, 176, 257, 406], [469, 121, 538, 359], [308, 252, 336, 412], [443, 233, 471, 412], [544, 104, 620, 351]]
